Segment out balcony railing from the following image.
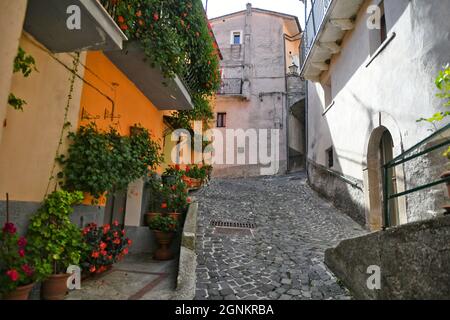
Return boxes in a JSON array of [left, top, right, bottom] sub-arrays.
[[301, 0, 333, 69], [217, 78, 243, 95]]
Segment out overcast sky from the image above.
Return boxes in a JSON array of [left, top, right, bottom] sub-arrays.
[[202, 0, 306, 27]]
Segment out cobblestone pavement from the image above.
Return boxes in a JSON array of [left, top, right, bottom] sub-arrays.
[[194, 173, 368, 300]]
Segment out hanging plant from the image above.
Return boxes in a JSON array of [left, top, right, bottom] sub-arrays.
[[57, 123, 164, 200]]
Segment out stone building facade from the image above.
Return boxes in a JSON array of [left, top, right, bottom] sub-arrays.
[[301, 0, 450, 230], [210, 3, 305, 177]]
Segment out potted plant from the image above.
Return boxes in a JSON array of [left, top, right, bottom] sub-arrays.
[[183, 165, 206, 188], [81, 221, 131, 276], [161, 179, 190, 221], [144, 176, 164, 226], [162, 165, 183, 186], [27, 190, 85, 300], [0, 222, 36, 300], [148, 216, 178, 261]]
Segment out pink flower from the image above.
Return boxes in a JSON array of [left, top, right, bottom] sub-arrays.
[[2, 222, 16, 234], [18, 249, 25, 257], [6, 269, 19, 282]]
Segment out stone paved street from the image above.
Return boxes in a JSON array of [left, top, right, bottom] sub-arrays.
[[194, 173, 368, 300]]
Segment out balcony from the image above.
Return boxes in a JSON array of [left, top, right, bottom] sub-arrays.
[[300, 0, 365, 81], [105, 41, 193, 111], [23, 0, 127, 53], [217, 78, 243, 96]]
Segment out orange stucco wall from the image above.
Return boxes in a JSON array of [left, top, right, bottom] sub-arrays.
[[79, 51, 165, 151]]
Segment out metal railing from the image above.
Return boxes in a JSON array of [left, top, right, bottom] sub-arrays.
[[383, 124, 450, 229], [217, 78, 243, 95], [301, 0, 333, 70]]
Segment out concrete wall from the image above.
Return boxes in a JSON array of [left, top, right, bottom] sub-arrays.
[[307, 0, 450, 228], [211, 6, 301, 177], [325, 214, 450, 299], [0, 0, 28, 143]]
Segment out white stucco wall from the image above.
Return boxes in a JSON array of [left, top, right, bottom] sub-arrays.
[[307, 0, 450, 225]]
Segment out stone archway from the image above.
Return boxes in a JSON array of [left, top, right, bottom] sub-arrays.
[[364, 113, 407, 231]]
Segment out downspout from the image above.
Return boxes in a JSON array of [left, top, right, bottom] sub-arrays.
[[283, 33, 290, 173], [304, 0, 310, 182]]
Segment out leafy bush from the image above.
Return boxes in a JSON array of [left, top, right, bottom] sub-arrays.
[[0, 223, 36, 294], [81, 221, 132, 274], [161, 179, 190, 213], [149, 215, 179, 233], [58, 123, 163, 200], [27, 191, 85, 278], [184, 164, 207, 180]]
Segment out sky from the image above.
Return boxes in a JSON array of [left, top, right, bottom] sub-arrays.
[[201, 0, 306, 27]]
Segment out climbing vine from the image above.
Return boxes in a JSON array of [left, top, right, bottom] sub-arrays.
[[45, 52, 81, 196], [8, 47, 38, 111]]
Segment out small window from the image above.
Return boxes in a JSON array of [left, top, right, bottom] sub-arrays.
[[231, 31, 241, 45], [326, 147, 334, 168], [217, 113, 226, 128]]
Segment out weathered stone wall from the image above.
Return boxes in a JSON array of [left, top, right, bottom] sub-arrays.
[[325, 215, 450, 299], [307, 160, 367, 227]]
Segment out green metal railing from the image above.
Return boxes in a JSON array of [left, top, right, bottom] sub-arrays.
[[383, 123, 450, 229]]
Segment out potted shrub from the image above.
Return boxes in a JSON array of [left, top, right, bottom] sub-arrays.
[[184, 165, 207, 188], [161, 179, 190, 221], [27, 190, 85, 300], [0, 222, 36, 300], [148, 216, 178, 261], [81, 221, 132, 276]]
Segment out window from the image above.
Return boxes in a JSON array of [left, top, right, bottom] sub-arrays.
[[369, 1, 387, 55], [326, 147, 334, 168], [231, 31, 242, 45], [217, 113, 226, 128]]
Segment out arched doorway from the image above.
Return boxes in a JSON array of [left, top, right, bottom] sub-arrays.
[[366, 126, 404, 230]]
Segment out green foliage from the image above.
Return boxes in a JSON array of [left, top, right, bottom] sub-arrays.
[[148, 215, 178, 233], [8, 93, 27, 111], [160, 178, 189, 213], [27, 191, 85, 278], [102, 0, 221, 95], [8, 47, 37, 111], [58, 123, 163, 200], [184, 164, 207, 180], [0, 223, 36, 294], [418, 64, 450, 158]]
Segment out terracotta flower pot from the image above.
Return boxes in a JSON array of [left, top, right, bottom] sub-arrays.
[[2, 282, 35, 300], [144, 212, 162, 226], [169, 212, 181, 222], [41, 273, 71, 300], [153, 231, 175, 261], [190, 178, 202, 188]]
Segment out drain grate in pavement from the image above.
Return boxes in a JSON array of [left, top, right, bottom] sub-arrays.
[[214, 227, 253, 236], [210, 220, 256, 229]]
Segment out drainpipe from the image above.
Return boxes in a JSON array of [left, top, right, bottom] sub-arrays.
[[283, 34, 290, 173]]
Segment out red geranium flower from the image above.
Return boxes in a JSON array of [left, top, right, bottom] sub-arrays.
[[17, 236, 27, 248], [185, 165, 191, 172], [101, 250, 107, 256], [161, 203, 168, 209], [136, 10, 142, 17], [120, 24, 128, 31], [153, 13, 159, 21], [99, 242, 107, 250], [21, 264, 34, 277], [113, 239, 121, 245], [187, 197, 192, 204], [2, 222, 16, 234], [175, 164, 181, 171], [127, 239, 132, 245], [6, 269, 19, 282], [123, 248, 129, 255], [171, 185, 177, 191], [89, 266, 96, 273], [18, 249, 25, 257], [103, 224, 110, 234], [118, 16, 125, 23], [91, 251, 100, 258], [113, 220, 119, 227]]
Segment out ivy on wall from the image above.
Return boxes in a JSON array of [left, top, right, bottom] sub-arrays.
[[8, 47, 38, 111]]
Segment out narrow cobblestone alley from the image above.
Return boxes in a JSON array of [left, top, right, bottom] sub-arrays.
[[194, 173, 368, 300]]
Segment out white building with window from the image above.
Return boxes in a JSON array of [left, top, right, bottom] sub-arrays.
[[302, 0, 450, 230], [210, 3, 305, 177]]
